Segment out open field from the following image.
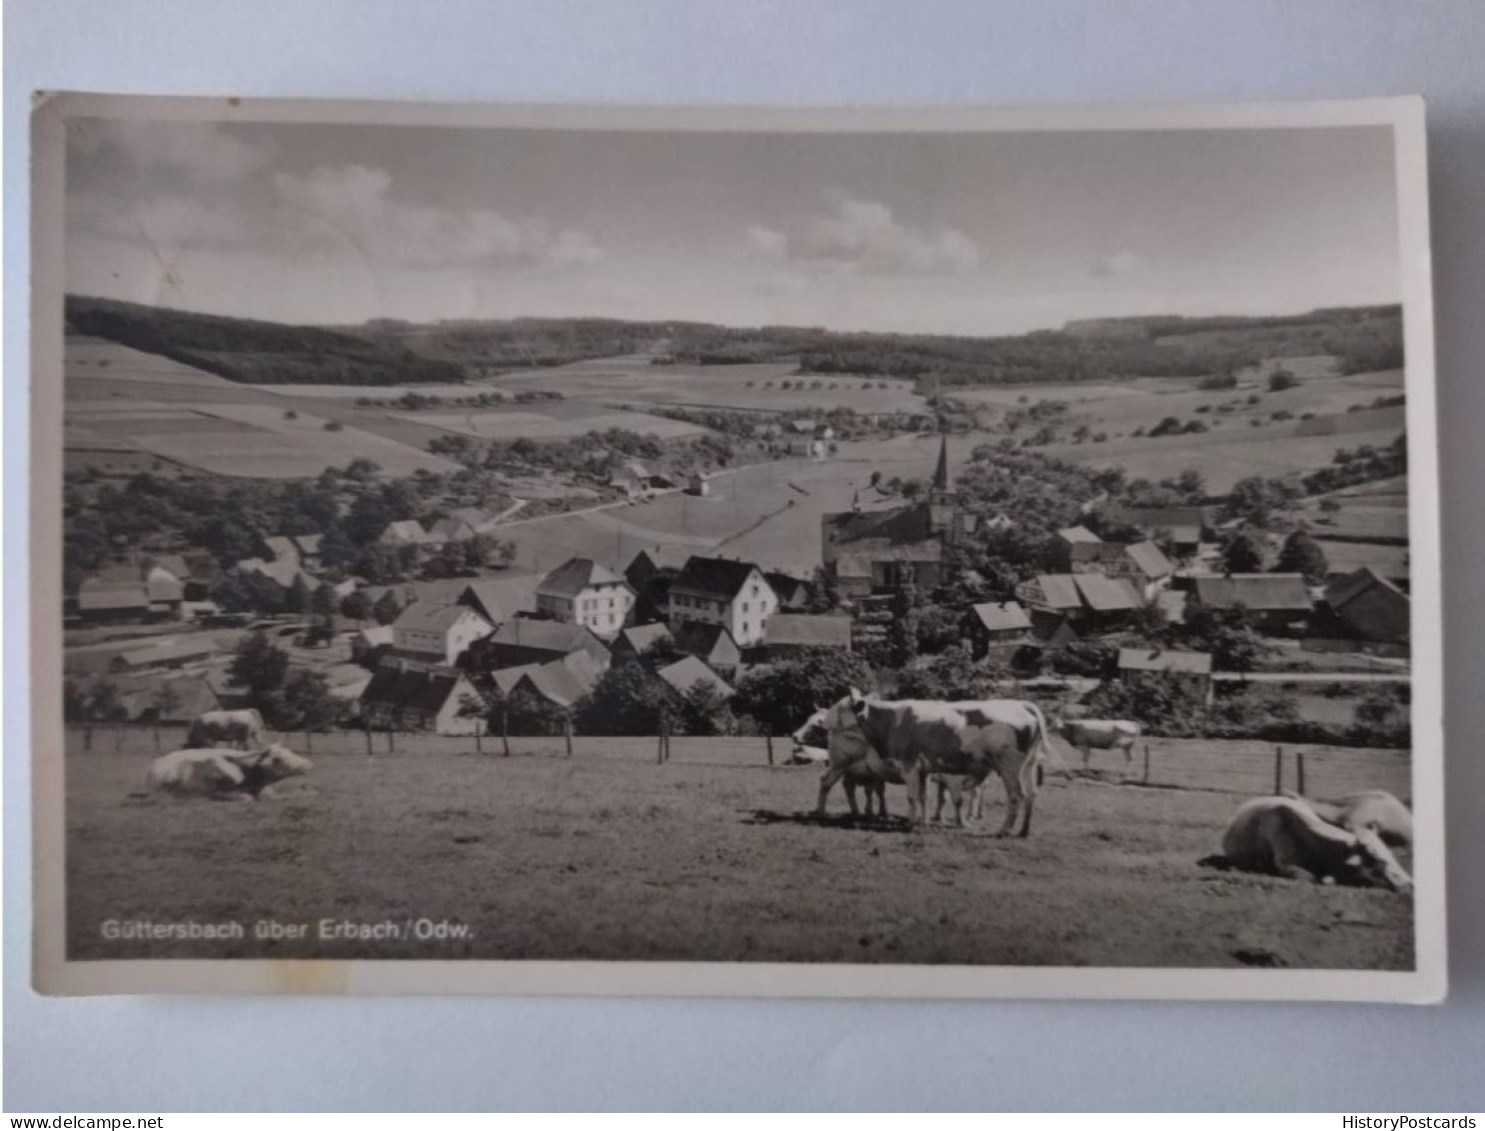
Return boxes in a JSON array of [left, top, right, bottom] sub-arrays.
[[396, 406, 708, 441], [494, 433, 973, 577], [486, 354, 928, 415], [66, 731, 1412, 967]]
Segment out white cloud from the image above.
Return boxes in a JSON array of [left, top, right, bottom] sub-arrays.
[[270, 164, 602, 270], [800, 195, 981, 275], [1091, 250, 1145, 279], [744, 225, 789, 262]]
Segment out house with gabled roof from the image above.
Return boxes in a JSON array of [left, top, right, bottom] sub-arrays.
[[655, 655, 734, 701], [1192, 573, 1313, 633], [967, 601, 1034, 659], [1100, 504, 1205, 558], [359, 658, 483, 734], [1324, 567, 1410, 644], [379, 519, 429, 548], [1118, 647, 1214, 701], [535, 556, 635, 639], [478, 616, 611, 671], [668, 556, 778, 648], [390, 603, 493, 666], [672, 622, 742, 677], [493, 650, 605, 709], [612, 622, 676, 665]]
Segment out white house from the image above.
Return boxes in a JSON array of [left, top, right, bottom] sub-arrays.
[[668, 556, 779, 648], [535, 557, 635, 639], [390, 603, 494, 666]]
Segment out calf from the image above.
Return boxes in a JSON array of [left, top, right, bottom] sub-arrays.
[[793, 709, 896, 819], [1054, 717, 1141, 772]]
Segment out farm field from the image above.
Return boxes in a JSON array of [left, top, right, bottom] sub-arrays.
[[494, 433, 974, 577], [487, 354, 927, 415], [396, 406, 708, 441], [63, 337, 464, 480], [66, 733, 1413, 968]]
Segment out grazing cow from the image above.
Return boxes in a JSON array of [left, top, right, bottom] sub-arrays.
[[185, 708, 268, 751], [822, 691, 1050, 836], [1283, 789, 1413, 847], [1054, 717, 1141, 771], [1220, 796, 1412, 892], [147, 743, 312, 800], [793, 709, 896, 819]]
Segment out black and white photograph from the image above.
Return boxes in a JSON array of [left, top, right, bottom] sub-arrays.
[[29, 95, 1444, 1000]]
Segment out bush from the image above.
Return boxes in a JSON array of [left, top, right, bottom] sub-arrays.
[[324, 420, 344, 432], [1268, 369, 1299, 391]]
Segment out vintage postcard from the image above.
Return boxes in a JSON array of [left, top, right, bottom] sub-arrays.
[[29, 94, 1445, 1000]]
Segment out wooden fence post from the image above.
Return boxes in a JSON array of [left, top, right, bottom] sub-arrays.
[[766, 730, 774, 767], [114, 725, 123, 753], [153, 725, 161, 751], [1142, 743, 1151, 785], [388, 728, 396, 754], [564, 716, 573, 758], [84, 724, 93, 752], [657, 730, 665, 765], [501, 710, 511, 757], [364, 724, 373, 757], [304, 730, 313, 754], [1296, 751, 1306, 797], [1273, 747, 1284, 795], [474, 722, 482, 755]]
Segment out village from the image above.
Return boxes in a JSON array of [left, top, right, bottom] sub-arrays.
[[62, 415, 1412, 753]]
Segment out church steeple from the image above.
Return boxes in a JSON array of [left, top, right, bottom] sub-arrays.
[[932, 433, 950, 492]]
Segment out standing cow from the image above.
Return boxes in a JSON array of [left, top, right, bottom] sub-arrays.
[[147, 743, 312, 800], [793, 708, 896, 819], [1054, 717, 1142, 772], [822, 690, 1049, 836], [1283, 789, 1413, 847], [185, 708, 268, 751], [1220, 795, 1412, 892]]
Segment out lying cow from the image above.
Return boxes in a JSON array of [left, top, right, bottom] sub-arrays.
[[147, 744, 312, 801], [1219, 795, 1412, 892], [793, 708, 896, 819], [1054, 717, 1141, 772], [823, 690, 1049, 836], [1283, 789, 1413, 847], [185, 708, 268, 751]]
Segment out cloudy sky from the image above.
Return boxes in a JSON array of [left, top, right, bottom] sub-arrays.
[[65, 117, 1401, 336]]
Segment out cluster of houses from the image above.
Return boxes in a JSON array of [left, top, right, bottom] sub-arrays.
[[354, 547, 848, 734]]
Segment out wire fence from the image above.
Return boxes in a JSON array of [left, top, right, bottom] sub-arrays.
[[66, 723, 1412, 802]]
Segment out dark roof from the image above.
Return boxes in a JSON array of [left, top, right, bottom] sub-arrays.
[[1118, 648, 1213, 675], [360, 660, 469, 715], [764, 614, 852, 649], [490, 616, 609, 657], [393, 602, 490, 634], [672, 621, 740, 662], [1033, 574, 1084, 611], [77, 579, 151, 611], [823, 502, 936, 548], [1193, 573, 1313, 611], [1072, 573, 1140, 612], [656, 656, 734, 699], [537, 556, 625, 599], [1326, 567, 1408, 612], [1057, 525, 1101, 545], [618, 622, 674, 654], [672, 556, 766, 601], [496, 651, 603, 706], [970, 601, 1032, 633], [763, 571, 810, 605]]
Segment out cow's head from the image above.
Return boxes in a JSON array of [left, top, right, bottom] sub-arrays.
[[815, 693, 865, 735], [1344, 827, 1413, 894]]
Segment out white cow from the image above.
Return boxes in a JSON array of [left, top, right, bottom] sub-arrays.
[[185, 708, 268, 751], [821, 690, 1051, 834], [148, 744, 312, 800], [1283, 789, 1413, 847], [1054, 717, 1141, 772], [1220, 795, 1412, 892]]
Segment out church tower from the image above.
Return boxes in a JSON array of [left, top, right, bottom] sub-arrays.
[[927, 433, 958, 540]]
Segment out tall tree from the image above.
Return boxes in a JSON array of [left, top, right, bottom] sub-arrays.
[[1275, 530, 1330, 585], [372, 589, 403, 626], [228, 631, 290, 699], [1221, 527, 1268, 574]]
